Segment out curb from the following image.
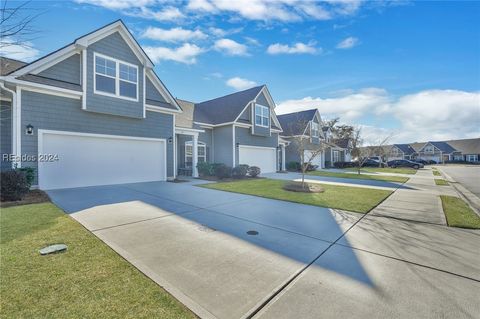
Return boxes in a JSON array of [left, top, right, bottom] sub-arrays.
[[437, 168, 480, 217]]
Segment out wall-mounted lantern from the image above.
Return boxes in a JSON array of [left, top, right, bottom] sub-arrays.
[[168, 136, 173, 144], [235, 142, 239, 148], [26, 124, 34, 135]]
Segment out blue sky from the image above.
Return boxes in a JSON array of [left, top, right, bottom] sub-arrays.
[[3, 0, 479, 143]]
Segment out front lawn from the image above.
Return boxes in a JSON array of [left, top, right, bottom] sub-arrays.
[[0, 203, 194, 319], [345, 167, 418, 175], [308, 170, 409, 183], [200, 179, 392, 213], [440, 195, 480, 229], [435, 179, 449, 186]]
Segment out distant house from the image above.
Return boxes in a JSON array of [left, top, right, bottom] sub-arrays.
[[322, 127, 351, 167], [416, 141, 461, 163], [387, 144, 417, 161], [446, 138, 480, 162]]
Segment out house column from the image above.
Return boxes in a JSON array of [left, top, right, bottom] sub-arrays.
[[281, 144, 286, 171], [192, 134, 198, 177]]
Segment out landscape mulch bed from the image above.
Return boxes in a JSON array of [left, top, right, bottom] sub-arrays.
[[283, 182, 325, 193], [0, 190, 51, 208]]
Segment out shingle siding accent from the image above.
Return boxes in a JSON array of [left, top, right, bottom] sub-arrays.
[[38, 54, 81, 84], [20, 90, 174, 184], [0, 101, 12, 171], [86, 32, 144, 118], [212, 125, 233, 166]]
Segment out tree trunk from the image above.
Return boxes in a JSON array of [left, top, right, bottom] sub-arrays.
[[301, 165, 306, 189]]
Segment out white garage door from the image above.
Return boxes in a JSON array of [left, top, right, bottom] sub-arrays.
[[304, 150, 323, 170], [38, 130, 166, 190], [239, 145, 276, 174]]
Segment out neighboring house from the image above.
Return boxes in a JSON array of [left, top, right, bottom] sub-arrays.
[[332, 138, 353, 162], [446, 138, 480, 162], [174, 85, 284, 175], [416, 141, 462, 163], [387, 144, 417, 161], [277, 109, 326, 169], [321, 126, 350, 167], [0, 20, 284, 190]]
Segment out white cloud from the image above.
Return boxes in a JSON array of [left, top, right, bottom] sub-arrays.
[[214, 38, 248, 56], [75, 0, 156, 10], [226, 77, 257, 90], [130, 6, 184, 21], [144, 43, 204, 64], [142, 27, 207, 42], [267, 42, 319, 55], [0, 40, 40, 62], [336, 36, 359, 49], [187, 0, 217, 12], [276, 88, 480, 143]]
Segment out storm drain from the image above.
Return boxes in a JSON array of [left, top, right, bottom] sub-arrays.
[[246, 230, 259, 236]]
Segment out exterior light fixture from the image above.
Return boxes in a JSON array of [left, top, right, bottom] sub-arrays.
[[168, 136, 173, 144], [26, 124, 34, 135], [236, 142, 239, 148]]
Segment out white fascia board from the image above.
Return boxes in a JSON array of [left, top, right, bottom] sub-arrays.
[[256, 86, 282, 130], [2, 77, 83, 99], [175, 127, 205, 134], [146, 105, 182, 114], [10, 44, 78, 76]]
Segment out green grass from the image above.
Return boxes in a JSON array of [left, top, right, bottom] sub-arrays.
[[0, 203, 194, 319], [433, 170, 442, 176], [440, 195, 480, 229], [435, 179, 449, 186], [308, 170, 409, 183], [345, 167, 417, 175], [200, 179, 392, 213]]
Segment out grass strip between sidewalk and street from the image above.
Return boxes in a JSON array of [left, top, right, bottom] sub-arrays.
[[200, 178, 393, 213], [0, 203, 195, 319], [435, 179, 449, 186], [440, 195, 480, 229], [432, 170, 442, 176], [345, 167, 417, 175], [307, 170, 409, 183]]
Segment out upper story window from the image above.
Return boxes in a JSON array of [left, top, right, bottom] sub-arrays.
[[423, 145, 434, 153], [255, 104, 269, 127], [94, 53, 138, 101], [311, 121, 319, 137]]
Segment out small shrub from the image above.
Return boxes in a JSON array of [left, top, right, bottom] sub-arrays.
[[324, 160, 331, 168], [214, 164, 232, 179], [304, 163, 318, 171], [232, 164, 249, 179], [333, 161, 354, 169], [197, 162, 214, 177], [247, 166, 261, 178], [1, 170, 30, 201], [17, 167, 35, 187], [287, 161, 301, 171]]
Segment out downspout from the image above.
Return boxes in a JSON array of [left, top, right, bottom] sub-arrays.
[[0, 81, 19, 169]]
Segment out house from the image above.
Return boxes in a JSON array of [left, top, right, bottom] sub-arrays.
[[0, 20, 284, 190], [387, 144, 417, 161], [321, 126, 351, 167], [277, 109, 326, 169], [416, 141, 462, 163], [446, 138, 480, 162], [174, 85, 284, 176]]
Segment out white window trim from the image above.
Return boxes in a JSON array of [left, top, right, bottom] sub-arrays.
[[311, 121, 319, 137], [466, 154, 478, 162], [255, 104, 269, 128], [185, 141, 206, 166], [93, 52, 139, 102]]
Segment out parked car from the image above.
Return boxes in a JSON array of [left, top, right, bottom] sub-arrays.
[[355, 159, 386, 167], [414, 159, 428, 165], [387, 159, 424, 169]]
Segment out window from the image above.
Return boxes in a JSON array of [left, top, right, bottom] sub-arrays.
[[185, 141, 206, 167], [94, 53, 138, 101], [311, 121, 319, 137], [333, 150, 340, 163], [423, 145, 434, 153], [466, 154, 478, 162], [255, 104, 269, 127]]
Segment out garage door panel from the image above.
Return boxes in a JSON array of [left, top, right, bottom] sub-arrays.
[[238, 146, 276, 174], [304, 150, 323, 169], [39, 131, 166, 190]]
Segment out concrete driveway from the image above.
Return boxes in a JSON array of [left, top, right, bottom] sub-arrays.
[[47, 177, 480, 319]]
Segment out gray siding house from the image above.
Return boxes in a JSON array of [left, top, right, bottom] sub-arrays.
[[277, 109, 326, 169], [1, 20, 285, 189]]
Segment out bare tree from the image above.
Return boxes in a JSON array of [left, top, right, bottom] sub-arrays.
[[1, 1, 41, 50], [287, 118, 326, 189], [350, 126, 392, 174]]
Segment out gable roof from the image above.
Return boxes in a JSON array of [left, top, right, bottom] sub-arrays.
[[424, 141, 458, 153], [393, 144, 416, 155], [446, 138, 480, 154], [0, 57, 27, 75], [277, 109, 317, 136], [194, 85, 264, 125], [335, 138, 351, 149]]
